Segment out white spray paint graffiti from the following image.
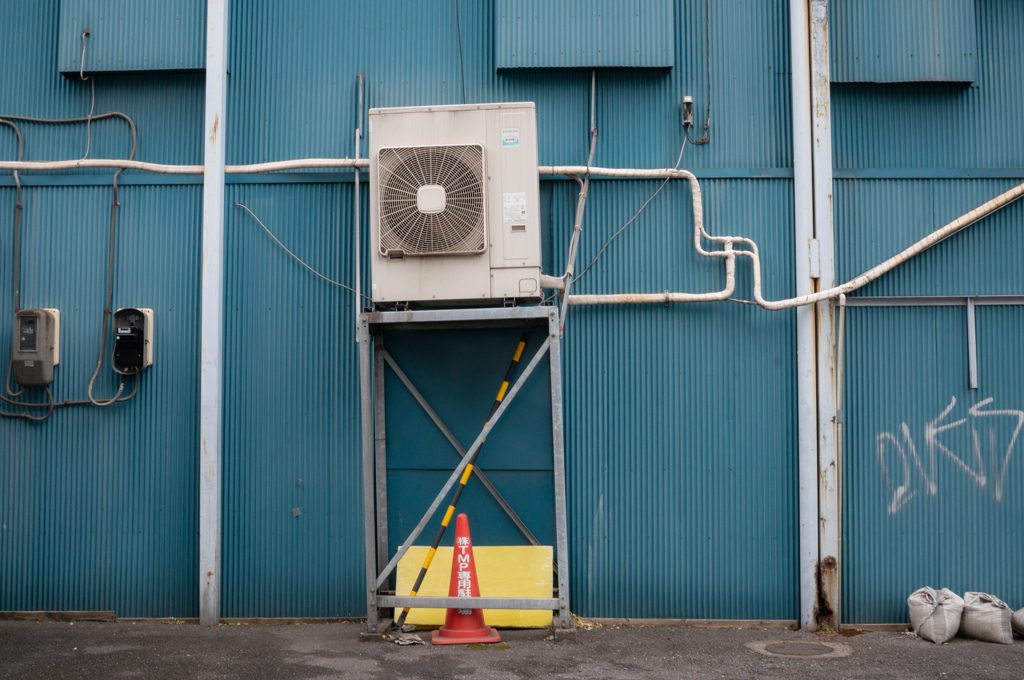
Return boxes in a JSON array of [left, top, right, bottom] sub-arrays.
[[876, 397, 1023, 514]]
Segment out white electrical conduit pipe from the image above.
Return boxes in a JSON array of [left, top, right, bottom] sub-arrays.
[[2, 159, 1020, 309], [0, 158, 369, 173]]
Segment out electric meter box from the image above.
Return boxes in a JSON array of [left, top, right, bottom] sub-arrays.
[[12, 308, 60, 387], [112, 308, 154, 375]]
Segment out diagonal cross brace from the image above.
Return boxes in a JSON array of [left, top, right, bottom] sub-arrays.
[[379, 348, 544, 550], [374, 336, 551, 592]]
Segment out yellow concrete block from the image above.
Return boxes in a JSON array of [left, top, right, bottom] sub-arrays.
[[396, 546, 553, 628]]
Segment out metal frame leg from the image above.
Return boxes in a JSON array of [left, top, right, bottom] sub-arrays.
[[547, 309, 572, 630], [359, 307, 571, 631], [359, 316, 379, 633], [373, 333, 389, 585]]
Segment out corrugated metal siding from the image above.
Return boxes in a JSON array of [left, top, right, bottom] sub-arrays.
[[1, 0, 1020, 622], [842, 305, 1024, 623], [57, 0, 206, 75], [2, 1, 203, 167], [220, 183, 364, 617], [0, 184, 201, 617], [555, 179, 799, 618], [494, 0, 675, 70], [226, 0, 792, 171], [832, 0, 1024, 170], [835, 179, 1024, 297], [829, 0, 977, 83]]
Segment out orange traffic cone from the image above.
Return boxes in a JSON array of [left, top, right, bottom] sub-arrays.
[[431, 514, 501, 645]]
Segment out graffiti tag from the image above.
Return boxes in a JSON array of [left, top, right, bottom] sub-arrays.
[[876, 397, 1023, 514]]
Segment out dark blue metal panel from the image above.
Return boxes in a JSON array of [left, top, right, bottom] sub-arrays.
[[829, 0, 977, 83], [383, 326, 554, 552], [842, 305, 1024, 623], [495, 0, 675, 70], [0, 184, 201, 617], [58, 0, 206, 74]]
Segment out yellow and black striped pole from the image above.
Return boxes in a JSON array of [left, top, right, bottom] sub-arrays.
[[394, 328, 531, 629]]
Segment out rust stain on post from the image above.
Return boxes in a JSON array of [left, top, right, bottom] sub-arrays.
[[209, 113, 219, 146], [814, 556, 839, 629]]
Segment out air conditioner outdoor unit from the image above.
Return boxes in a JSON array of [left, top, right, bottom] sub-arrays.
[[369, 102, 543, 306]]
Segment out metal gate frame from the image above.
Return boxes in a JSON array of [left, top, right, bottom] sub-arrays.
[[358, 305, 571, 633]]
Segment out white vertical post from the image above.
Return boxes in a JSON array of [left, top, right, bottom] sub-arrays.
[[199, 0, 229, 627], [790, 0, 819, 632], [354, 74, 363, 339], [810, 0, 839, 630]]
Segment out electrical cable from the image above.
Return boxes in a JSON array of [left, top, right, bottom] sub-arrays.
[[0, 386, 54, 422], [556, 102, 599, 334], [0, 107, 138, 411], [454, 0, 467, 104], [1, 119, 27, 399], [572, 136, 688, 287], [85, 188, 127, 407], [688, 0, 712, 146], [4, 359, 138, 407], [234, 203, 373, 302], [80, 30, 95, 159]]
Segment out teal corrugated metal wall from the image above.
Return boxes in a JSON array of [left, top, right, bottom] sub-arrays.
[[0, 184, 201, 617], [555, 178, 799, 618], [2, 0, 1022, 621], [842, 305, 1024, 623], [494, 0, 675, 70], [829, 0, 977, 83], [221, 183, 364, 617], [833, 0, 1024, 623], [835, 179, 1024, 297], [57, 0, 206, 74], [832, 1, 1024, 170]]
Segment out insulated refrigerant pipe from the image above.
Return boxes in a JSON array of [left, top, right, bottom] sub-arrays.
[[1, 161, 1020, 310], [541, 167, 1024, 310], [393, 328, 531, 631], [0, 158, 368, 173]]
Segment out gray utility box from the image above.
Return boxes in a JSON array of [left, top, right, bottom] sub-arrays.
[[12, 309, 60, 387]]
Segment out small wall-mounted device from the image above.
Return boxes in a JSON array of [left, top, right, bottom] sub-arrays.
[[12, 308, 60, 387], [112, 308, 154, 375], [682, 96, 694, 128]]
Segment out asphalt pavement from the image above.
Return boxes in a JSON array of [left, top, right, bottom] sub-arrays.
[[1, 620, 1022, 679]]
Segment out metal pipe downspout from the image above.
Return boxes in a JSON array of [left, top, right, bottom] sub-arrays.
[[199, 0, 229, 627], [354, 75, 363, 341], [810, 0, 840, 630], [790, 0, 819, 632]]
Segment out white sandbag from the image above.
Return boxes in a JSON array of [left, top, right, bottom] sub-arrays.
[[907, 587, 964, 643], [959, 592, 1014, 644], [1012, 607, 1024, 637]]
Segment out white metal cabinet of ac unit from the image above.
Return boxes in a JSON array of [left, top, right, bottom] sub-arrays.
[[368, 102, 543, 306]]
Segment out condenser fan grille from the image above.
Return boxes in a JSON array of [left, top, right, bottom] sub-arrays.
[[377, 144, 486, 256]]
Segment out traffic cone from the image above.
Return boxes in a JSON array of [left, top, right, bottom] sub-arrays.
[[431, 514, 501, 645]]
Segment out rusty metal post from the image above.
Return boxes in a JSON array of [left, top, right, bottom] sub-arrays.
[[810, 0, 840, 630]]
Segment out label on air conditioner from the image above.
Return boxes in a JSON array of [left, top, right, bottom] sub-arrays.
[[503, 193, 527, 222], [501, 128, 520, 147]]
